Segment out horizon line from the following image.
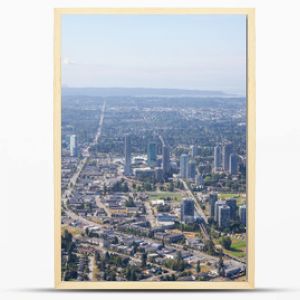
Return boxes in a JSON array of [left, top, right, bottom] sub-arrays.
[[62, 86, 246, 96]]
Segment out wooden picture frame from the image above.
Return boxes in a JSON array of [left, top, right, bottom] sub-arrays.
[[54, 7, 255, 290]]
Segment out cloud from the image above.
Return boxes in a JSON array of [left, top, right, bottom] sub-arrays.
[[62, 57, 76, 65]]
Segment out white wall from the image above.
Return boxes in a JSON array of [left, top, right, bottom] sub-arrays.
[[1, 0, 300, 299]]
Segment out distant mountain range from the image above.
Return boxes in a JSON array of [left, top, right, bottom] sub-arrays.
[[62, 87, 238, 97]]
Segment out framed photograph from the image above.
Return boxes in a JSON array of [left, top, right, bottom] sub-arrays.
[[54, 8, 255, 289]]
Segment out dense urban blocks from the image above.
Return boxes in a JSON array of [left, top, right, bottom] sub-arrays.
[[61, 93, 247, 282]]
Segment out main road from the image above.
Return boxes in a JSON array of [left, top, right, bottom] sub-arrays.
[[62, 101, 106, 205], [180, 179, 209, 240]]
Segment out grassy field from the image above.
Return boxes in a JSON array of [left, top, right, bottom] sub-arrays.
[[219, 193, 240, 200], [219, 193, 246, 205], [224, 238, 247, 259], [148, 191, 183, 201], [61, 224, 83, 236]]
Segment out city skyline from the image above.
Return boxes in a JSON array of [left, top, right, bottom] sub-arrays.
[[59, 12, 248, 284], [61, 94, 247, 282]]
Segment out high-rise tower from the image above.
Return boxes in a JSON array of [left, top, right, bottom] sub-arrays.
[[222, 143, 233, 172], [162, 145, 170, 174], [124, 135, 132, 176], [181, 198, 195, 224], [229, 153, 239, 175], [70, 134, 77, 157], [187, 160, 196, 179], [214, 145, 222, 170], [147, 142, 157, 167], [180, 153, 189, 178]]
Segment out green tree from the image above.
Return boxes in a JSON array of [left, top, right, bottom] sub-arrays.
[[220, 236, 232, 250], [112, 236, 119, 244], [144, 182, 152, 191], [100, 261, 106, 272], [132, 242, 138, 255], [104, 251, 110, 262], [175, 251, 185, 271], [62, 230, 73, 252], [103, 271, 107, 280], [148, 231, 154, 238], [95, 251, 101, 263], [131, 270, 137, 281], [125, 197, 135, 207], [196, 260, 201, 273], [204, 238, 215, 255], [85, 227, 90, 236], [141, 253, 147, 267], [218, 250, 225, 276], [123, 182, 129, 192], [108, 271, 116, 281], [168, 181, 174, 192], [126, 266, 138, 281]]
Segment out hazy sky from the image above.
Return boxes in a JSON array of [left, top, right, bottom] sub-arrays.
[[62, 14, 246, 95]]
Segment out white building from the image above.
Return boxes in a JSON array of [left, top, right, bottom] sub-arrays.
[[70, 134, 77, 157], [222, 143, 233, 172], [214, 200, 226, 222], [239, 205, 247, 226]]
